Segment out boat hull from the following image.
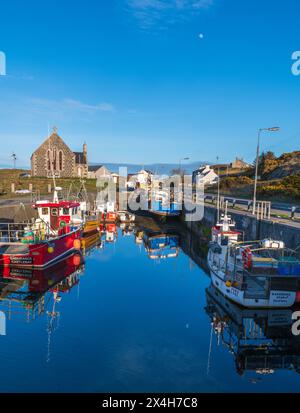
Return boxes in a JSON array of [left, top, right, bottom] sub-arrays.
[[0, 229, 81, 269], [209, 263, 296, 309]]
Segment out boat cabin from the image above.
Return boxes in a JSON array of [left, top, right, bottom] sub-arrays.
[[212, 214, 241, 246], [33, 200, 82, 232]]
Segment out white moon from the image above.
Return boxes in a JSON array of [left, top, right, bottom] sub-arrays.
[[198, 33, 204, 39]]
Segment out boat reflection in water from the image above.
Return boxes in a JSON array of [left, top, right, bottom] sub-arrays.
[[120, 223, 135, 237], [102, 223, 118, 244], [205, 284, 300, 377], [81, 230, 102, 256], [143, 232, 180, 260], [0, 253, 85, 322]]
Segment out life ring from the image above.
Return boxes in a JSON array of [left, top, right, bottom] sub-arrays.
[[242, 247, 252, 270]]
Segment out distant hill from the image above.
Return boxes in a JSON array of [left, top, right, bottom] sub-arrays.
[[90, 161, 211, 175], [0, 161, 210, 176], [0, 164, 29, 170], [265, 151, 300, 179]]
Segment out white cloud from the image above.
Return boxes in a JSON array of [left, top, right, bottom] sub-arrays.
[[62, 99, 115, 112], [28, 98, 116, 114], [126, 0, 214, 28]]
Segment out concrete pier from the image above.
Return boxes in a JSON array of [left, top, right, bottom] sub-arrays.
[[182, 203, 300, 252]]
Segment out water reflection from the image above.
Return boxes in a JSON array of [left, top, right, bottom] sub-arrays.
[[143, 233, 180, 260], [0, 253, 85, 362], [0, 253, 85, 320], [1, 218, 300, 392], [205, 284, 300, 377]]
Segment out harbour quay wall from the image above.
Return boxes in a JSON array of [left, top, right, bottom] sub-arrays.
[[181, 203, 300, 251]]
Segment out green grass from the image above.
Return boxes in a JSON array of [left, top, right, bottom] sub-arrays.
[[0, 169, 98, 198]]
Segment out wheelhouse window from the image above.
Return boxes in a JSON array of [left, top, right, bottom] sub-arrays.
[[41, 208, 49, 215], [51, 208, 58, 216], [62, 208, 69, 215]]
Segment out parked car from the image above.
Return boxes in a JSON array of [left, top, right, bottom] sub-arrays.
[[15, 189, 32, 195]]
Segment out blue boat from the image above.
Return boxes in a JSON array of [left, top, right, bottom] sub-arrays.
[[143, 233, 180, 260], [149, 192, 182, 218]]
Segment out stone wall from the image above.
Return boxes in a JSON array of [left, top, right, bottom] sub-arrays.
[[182, 204, 300, 251], [31, 133, 76, 178]]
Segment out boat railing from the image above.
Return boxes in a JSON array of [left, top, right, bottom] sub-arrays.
[[0, 222, 32, 243], [209, 254, 227, 274], [0, 220, 56, 244]]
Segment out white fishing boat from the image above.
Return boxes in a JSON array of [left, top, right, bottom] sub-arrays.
[[205, 284, 300, 377], [207, 207, 300, 308], [118, 211, 136, 223], [96, 200, 118, 222]]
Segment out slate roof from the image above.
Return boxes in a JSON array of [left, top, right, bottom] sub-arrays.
[[88, 164, 104, 172], [74, 152, 87, 165]]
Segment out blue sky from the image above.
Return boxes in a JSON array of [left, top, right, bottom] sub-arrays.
[[0, 0, 300, 167]]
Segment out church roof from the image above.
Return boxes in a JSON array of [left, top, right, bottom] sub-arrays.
[[88, 164, 104, 172], [74, 152, 87, 165]]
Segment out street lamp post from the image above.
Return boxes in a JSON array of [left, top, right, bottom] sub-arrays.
[[253, 127, 280, 215], [179, 157, 190, 176], [178, 157, 190, 208]]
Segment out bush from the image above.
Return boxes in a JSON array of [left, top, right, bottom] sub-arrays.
[[258, 174, 300, 200], [219, 176, 253, 190]]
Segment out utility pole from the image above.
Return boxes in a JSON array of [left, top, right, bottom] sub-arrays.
[[253, 127, 280, 215], [12, 152, 17, 169]]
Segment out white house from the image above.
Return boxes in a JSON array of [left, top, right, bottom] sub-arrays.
[[136, 169, 153, 189], [136, 169, 152, 184], [192, 165, 219, 186], [125, 169, 153, 191], [88, 165, 111, 180]]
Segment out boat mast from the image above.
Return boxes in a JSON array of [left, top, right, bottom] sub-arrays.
[[206, 322, 214, 376], [216, 156, 220, 222], [48, 127, 58, 202]]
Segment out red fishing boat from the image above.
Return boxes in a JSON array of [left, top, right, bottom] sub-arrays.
[[0, 253, 84, 319], [0, 190, 82, 269]]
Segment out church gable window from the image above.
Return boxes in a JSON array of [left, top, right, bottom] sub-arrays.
[[53, 148, 57, 171], [47, 150, 51, 171], [59, 151, 63, 171]]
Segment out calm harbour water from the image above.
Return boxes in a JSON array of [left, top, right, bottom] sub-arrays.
[[0, 218, 300, 393]]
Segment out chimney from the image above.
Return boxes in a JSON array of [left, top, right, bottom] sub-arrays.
[[83, 142, 87, 164]]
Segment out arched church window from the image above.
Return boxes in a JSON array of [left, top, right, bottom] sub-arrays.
[[53, 148, 57, 171], [47, 150, 51, 171], [59, 151, 63, 171]]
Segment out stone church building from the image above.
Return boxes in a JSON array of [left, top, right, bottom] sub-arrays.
[[31, 130, 88, 178]]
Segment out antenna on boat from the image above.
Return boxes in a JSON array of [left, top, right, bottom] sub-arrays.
[[46, 291, 60, 363], [224, 200, 228, 218], [47, 127, 59, 202]]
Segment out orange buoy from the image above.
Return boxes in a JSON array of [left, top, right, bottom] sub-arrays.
[[73, 254, 81, 266], [73, 239, 81, 250]]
